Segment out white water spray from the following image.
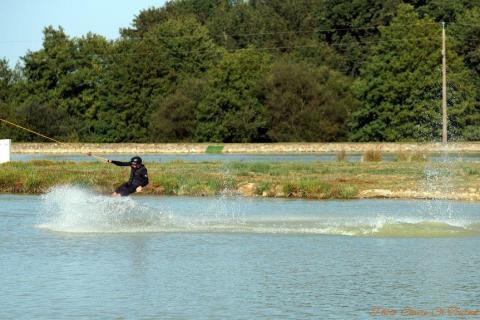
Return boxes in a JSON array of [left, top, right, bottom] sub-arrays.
[[36, 186, 479, 237], [38, 186, 174, 233]]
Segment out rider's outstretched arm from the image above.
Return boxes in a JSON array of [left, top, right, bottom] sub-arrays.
[[107, 160, 131, 166]]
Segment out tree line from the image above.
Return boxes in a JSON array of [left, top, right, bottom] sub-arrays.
[[1, 0, 480, 143]]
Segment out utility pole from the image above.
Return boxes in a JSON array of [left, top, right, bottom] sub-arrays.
[[441, 21, 448, 143]]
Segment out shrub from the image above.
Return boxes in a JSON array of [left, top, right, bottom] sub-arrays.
[[363, 150, 382, 162]]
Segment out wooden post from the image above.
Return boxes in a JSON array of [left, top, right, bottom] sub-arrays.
[[441, 21, 448, 143]]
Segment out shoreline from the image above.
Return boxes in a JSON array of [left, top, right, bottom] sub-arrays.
[[1, 189, 479, 202], [1, 160, 479, 201], [1, 184, 479, 202], [11, 142, 480, 154]]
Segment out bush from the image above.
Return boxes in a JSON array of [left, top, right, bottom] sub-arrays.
[[337, 185, 358, 199], [363, 150, 382, 162], [336, 150, 347, 162], [395, 151, 427, 162]]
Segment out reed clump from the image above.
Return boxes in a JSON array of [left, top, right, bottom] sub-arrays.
[[281, 179, 359, 199], [336, 150, 347, 162], [395, 151, 428, 162], [363, 149, 382, 162], [464, 167, 480, 176], [255, 181, 272, 196]]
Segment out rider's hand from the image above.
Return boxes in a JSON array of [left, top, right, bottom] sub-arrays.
[[136, 186, 143, 193]]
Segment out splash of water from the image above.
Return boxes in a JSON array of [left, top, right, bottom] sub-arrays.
[[37, 186, 480, 237], [37, 186, 174, 233]]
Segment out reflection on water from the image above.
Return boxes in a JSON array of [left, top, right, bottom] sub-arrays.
[[2, 190, 480, 319]]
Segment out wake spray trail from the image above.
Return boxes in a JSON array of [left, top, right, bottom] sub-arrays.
[[37, 186, 480, 237], [37, 186, 175, 233]]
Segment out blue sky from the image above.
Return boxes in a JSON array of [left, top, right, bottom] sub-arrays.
[[0, 0, 167, 67]]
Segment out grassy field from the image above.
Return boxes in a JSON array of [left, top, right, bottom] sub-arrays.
[[1, 160, 479, 200]]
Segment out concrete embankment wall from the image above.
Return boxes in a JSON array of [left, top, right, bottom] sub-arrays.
[[11, 142, 480, 153]]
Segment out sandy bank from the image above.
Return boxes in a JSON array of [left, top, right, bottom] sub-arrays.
[[357, 189, 480, 201], [234, 182, 480, 201]]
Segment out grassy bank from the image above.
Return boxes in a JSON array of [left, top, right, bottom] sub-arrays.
[[1, 160, 479, 200]]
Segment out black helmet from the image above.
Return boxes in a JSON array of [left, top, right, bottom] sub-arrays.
[[130, 156, 142, 165]]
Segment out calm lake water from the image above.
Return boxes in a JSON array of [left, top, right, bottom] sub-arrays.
[[11, 152, 480, 163], [2, 187, 480, 319]]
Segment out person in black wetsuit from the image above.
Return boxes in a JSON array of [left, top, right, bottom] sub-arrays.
[[107, 156, 149, 196]]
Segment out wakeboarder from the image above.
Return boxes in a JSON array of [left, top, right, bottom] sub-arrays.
[[106, 156, 149, 196]]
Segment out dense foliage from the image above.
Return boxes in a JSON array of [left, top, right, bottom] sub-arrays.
[[1, 0, 479, 142]]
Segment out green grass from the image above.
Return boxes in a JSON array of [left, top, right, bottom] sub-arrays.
[[464, 167, 480, 176], [281, 178, 359, 199], [256, 181, 272, 195], [205, 145, 224, 153], [337, 185, 359, 199], [0, 160, 479, 200]]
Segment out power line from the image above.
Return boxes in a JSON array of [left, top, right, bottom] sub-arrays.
[[450, 22, 480, 28], [0, 21, 445, 45], [0, 40, 43, 44], [2, 17, 480, 46], [212, 22, 480, 38], [5, 34, 445, 61], [5, 28, 480, 70]]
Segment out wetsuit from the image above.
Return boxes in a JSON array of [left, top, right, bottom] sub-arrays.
[[111, 161, 149, 196]]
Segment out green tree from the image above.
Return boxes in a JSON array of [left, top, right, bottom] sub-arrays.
[[287, 39, 347, 72], [207, 2, 291, 51], [0, 59, 33, 140], [0, 59, 14, 139], [149, 78, 205, 141], [6, 0, 480, 143], [61, 33, 111, 140], [120, 7, 165, 39], [195, 48, 271, 142], [257, 0, 318, 32], [350, 4, 480, 141], [14, 102, 74, 141], [95, 16, 221, 142], [450, 8, 480, 79], [407, 0, 480, 23], [163, 0, 228, 24], [262, 62, 357, 142], [0, 59, 13, 103], [19, 27, 80, 140], [20, 27, 111, 141], [121, 0, 229, 39], [315, 0, 400, 75], [22, 27, 72, 101]]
